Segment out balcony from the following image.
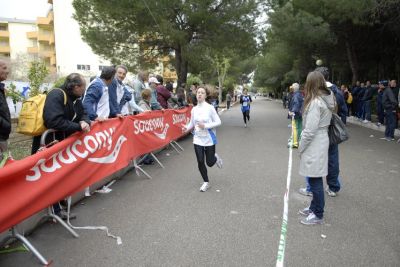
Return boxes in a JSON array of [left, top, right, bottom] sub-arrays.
[[27, 46, 39, 54], [37, 11, 54, 25], [0, 31, 9, 39], [0, 46, 11, 53], [40, 50, 55, 58], [26, 31, 38, 39], [38, 32, 54, 43]]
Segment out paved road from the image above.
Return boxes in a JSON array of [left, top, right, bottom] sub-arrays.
[[1, 98, 399, 266]]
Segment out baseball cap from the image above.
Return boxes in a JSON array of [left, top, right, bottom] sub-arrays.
[[378, 80, 388, 87], [148, 77, 160, 84]]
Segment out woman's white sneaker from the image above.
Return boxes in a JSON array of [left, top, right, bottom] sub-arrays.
[[200, 182, 210, 192]]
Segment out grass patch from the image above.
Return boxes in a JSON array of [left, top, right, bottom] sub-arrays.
[[8, 139, 32, 160]]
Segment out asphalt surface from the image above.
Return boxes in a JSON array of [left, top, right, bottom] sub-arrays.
[[1, 98, 399, 267]]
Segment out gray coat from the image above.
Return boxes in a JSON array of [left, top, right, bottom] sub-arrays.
[[299, 92, 335, 177]]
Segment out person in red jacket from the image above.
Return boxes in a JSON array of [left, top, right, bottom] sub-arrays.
[[155, 75, 171, 109]]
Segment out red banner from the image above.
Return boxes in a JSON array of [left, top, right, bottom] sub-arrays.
[[0, 108, 191, 233]]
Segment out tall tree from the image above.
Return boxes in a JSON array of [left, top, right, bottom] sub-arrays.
[[73, 0, 261, 87]]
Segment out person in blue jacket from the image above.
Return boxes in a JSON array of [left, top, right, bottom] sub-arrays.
[[82, 66, 116, 121]]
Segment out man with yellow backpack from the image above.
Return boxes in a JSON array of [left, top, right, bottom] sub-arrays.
[[28, 73, 91, 154]]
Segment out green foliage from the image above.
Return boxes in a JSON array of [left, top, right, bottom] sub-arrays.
[[53, 76, 66, 89], [5, 83, 23, 104], [28, 60, 49, 97], [255, 0, 400, 90], [186, 75, 202, 87], [72, 0, 261, 86]]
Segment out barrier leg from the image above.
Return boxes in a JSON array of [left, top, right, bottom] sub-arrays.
[[150, 153, 164, 169], [0, 227, 49, 266], [169, 142, 181, 154], [45, 207, 79, 238], [170, 141, 184, 152], [133, 159, 152, 179]]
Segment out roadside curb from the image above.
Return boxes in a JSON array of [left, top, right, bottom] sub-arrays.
[[347, 116, 400, 137]]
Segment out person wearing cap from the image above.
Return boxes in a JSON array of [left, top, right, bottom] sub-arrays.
[[288, 82, 303, 148], [148, 76, 162, 110], [380, 80, 397, 141]]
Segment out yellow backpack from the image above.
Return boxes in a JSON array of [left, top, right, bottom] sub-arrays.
[[346, 92, 353, 104], [17, 88, 67, 136]]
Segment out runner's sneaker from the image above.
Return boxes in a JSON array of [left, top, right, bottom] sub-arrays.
[[298, 187, 312, 197], [299, 207, 311, 216], [215, 153, 223, 169], [200, 182, 210, 192], [325, 186, 337, 197], [300, 213, 324, 225], [244, 123, 247, 128]]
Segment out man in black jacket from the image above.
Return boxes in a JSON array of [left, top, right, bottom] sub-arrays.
[[380, 80, 397, 141], [31, 73, 91, 219], [31, 73, 91, 154], [0, 59, 10, 165], [362, 81, 374, 123]]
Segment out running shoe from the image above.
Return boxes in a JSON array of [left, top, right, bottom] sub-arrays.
[[299, 207, 311, 216], [300, 213, 324, 225], [200, 182, 210, 192], [298, 187, 312, 197], [325, 186, 337, 197]]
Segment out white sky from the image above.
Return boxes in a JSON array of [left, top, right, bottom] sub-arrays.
[[0, 0, 51, 20]]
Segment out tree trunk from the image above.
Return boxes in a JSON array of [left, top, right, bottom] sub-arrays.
[[174, 46, 188, 88], [345, 39, 359, 85]]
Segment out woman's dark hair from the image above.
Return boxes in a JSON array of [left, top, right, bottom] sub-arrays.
[[156, 75, 164, 84], [166, 82, 173, 92], [62, 73, 84, 92], [100, 66, 116, 81]]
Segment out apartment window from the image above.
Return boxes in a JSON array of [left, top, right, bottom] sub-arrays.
[[77, 64, 90, 71]]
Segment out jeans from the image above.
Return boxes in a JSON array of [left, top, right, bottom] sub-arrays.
[[305, 143, 341, 193], [377, 105, 384, 124], [309, 177, 325, 219], [357, 100, 364, 119], [326, 143, 341, 192], [227, 101, 231, 109], [385, 111, 396, 138], [364, 100, 371, 121]]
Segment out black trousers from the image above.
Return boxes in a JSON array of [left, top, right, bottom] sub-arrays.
[[242, 110, 250, 123], [194, 144, 217, 182]]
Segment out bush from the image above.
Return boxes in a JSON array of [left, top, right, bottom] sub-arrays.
[[53, 76, 66, 89]]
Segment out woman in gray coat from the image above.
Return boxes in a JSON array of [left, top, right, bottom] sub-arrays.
[[298, 71, 335, 225]]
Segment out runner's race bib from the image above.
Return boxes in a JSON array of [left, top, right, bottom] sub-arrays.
[[242, 101, 248, 107], [195, 125, 208, 137]]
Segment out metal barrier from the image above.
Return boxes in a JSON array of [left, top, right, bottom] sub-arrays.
[[1, 127, 187, 264]]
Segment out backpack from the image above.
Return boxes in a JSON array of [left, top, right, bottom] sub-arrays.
[[17, 88, 67, 136], [346, 92, 353, 104]]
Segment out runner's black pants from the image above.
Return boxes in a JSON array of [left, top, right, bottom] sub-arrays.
[[243, 110, 250, 124], [194, 144, 217, 182]]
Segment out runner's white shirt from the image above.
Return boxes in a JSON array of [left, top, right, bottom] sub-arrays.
[[186, 101, 221, 146]]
